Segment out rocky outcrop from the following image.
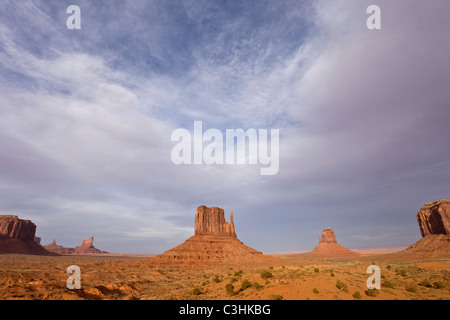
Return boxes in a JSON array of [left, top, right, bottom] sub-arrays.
[[195, 206, 236, 237], [74, 237, 108, 254], [416, 200, 450, 237], [152, 206, 279, 265], [34, 236, 41, 245], [405, 200, 450, 256], [43, 240, 75, 255], [0, 215, 54, 255], [44, 237, 108, 255], [310, 228, 360, 258], [318, 228, 337, 244], [0, 215, 36, 241]]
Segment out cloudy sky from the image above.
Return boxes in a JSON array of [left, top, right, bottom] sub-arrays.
[[1, 0, 449, 254]]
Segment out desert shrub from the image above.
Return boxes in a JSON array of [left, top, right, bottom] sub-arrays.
[[229, 277, 238, 283], [241, 279, 252, 290], [353, 291, 362, 299], [365, 288, 379, 297], [269, 266, 274, 270], [419, 280, 432, 288], [336, 280, 348, 292], [314, 268, 319, 273], [405, 285, 417, 293], [192, 288, 201, 295], [386, 265, 392, 270], [432, 281, 445, 289], [202, 281, 208, 286], [251, 282, 262, 289], [330, 272, 335, 277], [381, 275, 386, 279], [225, 283, 235, 296], [382, 280, 394, 288], [260, 270, 273, 280], [234, 270, 243, 277], [213, 276, 220, 283], [396, 269, 407, 277], [269, 294, 283, 300], [313, 288, 319, 294]]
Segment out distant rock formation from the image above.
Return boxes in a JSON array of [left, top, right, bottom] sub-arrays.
[[152, 206, 279, 265], [74, 237, 108, 254], [405, 200, 450, 256], [43, 240, 75, 255], [318, 227, 338, 244], [195, 206, 236, 237], [310, 228, 360, 258], [34, 236, 41, 245], [44, 236, 108, 255], [0, 215, 54, 255]]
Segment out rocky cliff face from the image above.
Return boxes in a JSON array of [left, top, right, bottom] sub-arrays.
[[318, 228, 337, 244], [194, 206, 236, 238], [0, 215, 54, 255], [416, 199, 450, 237], [405, 200, 450, 256], [0, 215, 36, 241]]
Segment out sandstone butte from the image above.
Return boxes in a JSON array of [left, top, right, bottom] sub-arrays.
[[309, 227, 360, 258], [44, 236, 108, 255], [150, 205, 279, 266], [405, 199, 450, 256], [0, 215, 54, 255]]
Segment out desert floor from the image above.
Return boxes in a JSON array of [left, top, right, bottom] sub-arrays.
[[0, 251, 448, 300]]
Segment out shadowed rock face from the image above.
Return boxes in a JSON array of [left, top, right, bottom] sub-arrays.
[[416, 200, 450, 237], [405, 200, 450, 256], [0, 215, 54, 255], [0, 216, 36, 241]]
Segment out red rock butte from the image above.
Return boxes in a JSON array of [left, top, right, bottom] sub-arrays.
[[310, 228, 360, 258], [405, 199, 450, 256], [44, 236, 108, 255], [151, 206, 278, 265], [0, 215, 54, 255]]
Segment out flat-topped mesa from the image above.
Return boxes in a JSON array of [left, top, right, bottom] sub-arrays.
[[318, 227, 337, 244], [416, 199, 450, 237], [0, 215, 55, 255], [194, 206, 236, 238], [0, 215, 36, 241]]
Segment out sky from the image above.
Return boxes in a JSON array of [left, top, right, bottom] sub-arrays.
[[0, 0, 449, 254]]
